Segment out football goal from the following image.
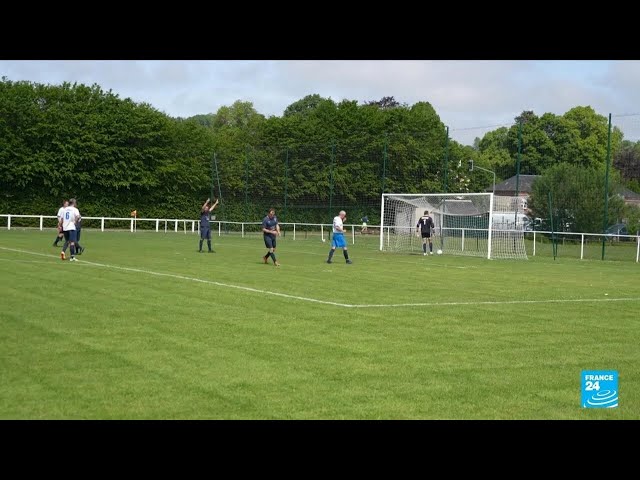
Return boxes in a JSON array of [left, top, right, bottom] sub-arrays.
[[380, 193, 528, 259]]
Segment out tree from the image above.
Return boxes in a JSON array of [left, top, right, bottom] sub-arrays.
[[560, 106, 617, 168], [614, 140, 640, 189], [0, 77, 215, 218], [212, 100, 264, 129], [506, 111, 558, 175], [283, 94, 325, 117], [528, 163, 625, 234], [187, 113, 216, 128], [365, 96, 401, 109], [477, 127, 513, 180]]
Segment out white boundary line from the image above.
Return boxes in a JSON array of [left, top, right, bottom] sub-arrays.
[[0, 246, 350, 307], [2, 246, 639, 308]]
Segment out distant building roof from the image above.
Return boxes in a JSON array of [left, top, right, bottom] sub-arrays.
[[619, 186, 640, 200], [487, 176, 640, 200], [492, 175, 539, 194], [438, 199, 483, 216]]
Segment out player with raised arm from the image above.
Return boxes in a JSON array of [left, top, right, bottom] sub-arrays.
[[199, 198, 219, 253], [261, 208, 280, 266], [416, 210, 435, 255], [326, 210, 352, 264]]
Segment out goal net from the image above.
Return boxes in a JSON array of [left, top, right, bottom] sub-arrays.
[[380, 193, 528, 259]]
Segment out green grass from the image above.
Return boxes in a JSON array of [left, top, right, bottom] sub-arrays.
[[1, 229, 638, 419]]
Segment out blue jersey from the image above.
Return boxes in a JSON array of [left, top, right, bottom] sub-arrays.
[[262, 215, 278, 235], [200, 209, 211, 228]]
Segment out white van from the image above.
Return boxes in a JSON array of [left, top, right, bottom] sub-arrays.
[[492, 212, 532, 231]]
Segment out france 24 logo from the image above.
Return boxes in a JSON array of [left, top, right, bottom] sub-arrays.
[[581, 371, 618, 408]]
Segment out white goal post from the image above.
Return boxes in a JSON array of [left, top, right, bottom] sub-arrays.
[[380, 193, 528, 260]]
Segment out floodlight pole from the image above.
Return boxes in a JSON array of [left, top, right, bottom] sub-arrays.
[[469, 160, 496, 193]]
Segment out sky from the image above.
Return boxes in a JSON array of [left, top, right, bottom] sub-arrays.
[[2, 60, 640, 145]]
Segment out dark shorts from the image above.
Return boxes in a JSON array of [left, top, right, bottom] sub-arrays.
[[63, 230, 78, 242], [421, 232, 431, 239], [264, 234, 276, 249], [200, 227, 211, 240]]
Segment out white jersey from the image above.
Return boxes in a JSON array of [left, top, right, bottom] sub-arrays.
[[57, 207, 65, 221], [332, 216, 344, 234], [62, 206, 80, 231]]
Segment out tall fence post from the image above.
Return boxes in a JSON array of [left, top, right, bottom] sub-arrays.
[[443, 126, 449, 192], [382, 135, 388, 195], [516, 120, 522, 198], [329, 141, 335, 221], [601, 113, 612, 260], [283, 147, 289, 223], [244, 146, 250, 221]]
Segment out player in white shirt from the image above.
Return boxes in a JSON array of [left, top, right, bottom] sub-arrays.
[[326, 210, 352, 264], [53, 200, 68, 247], [60, 198, 81, 261]]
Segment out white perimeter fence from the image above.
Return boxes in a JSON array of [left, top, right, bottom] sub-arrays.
[[1, 214, 638, 262]]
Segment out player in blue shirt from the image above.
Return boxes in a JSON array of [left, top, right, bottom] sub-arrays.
[[199, 198, 219, 253], [262, 208, 280, 266]]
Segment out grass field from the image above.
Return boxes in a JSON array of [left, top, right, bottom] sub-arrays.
[[1, 228, 638, 419]]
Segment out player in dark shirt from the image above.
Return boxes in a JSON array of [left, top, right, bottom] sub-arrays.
[[53, 200, 68, 247], [261, 208, 280, 266], [75, 203, 85, 255], [360, 215, 369, 233], [199, 198, 219, 253], [416, 210, 435, 255]]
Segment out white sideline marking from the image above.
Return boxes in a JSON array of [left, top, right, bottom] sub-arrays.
[[0, 246, 351, 307], [2, 246, 639, 308], [348, 298, 640, 308]]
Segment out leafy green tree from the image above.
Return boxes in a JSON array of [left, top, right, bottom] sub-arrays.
[[187, 113, 216, 128], [475, 107, 623, 180], [614, 140, 640, 191], [477, 127, 513, 180], [5, 75, 629, 231], [528, 163, 625, 233], [365, 96, 402, 109], [283, 94, 325, 117], [0, 78, 215, 218], [623, 204, 640, 236]]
